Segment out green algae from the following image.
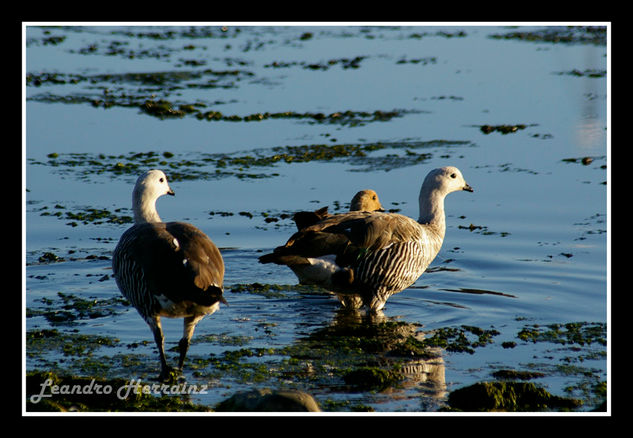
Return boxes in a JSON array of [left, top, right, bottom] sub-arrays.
[[140, 99, 187, 118], [408, 29, 467, 39], [507, 321, 607, 410], [27, 329, 119, 358], [28, 247, 113, 266], [192, 317, 444, 396], [28, 67, 414, 124], [36, 203, 132, 227], [192, 333, 253, 347], [277, 318, 443, 395], [342, 366, 404, 391], [29, 139, 471, 185], [229, 282, 327, 298], [26, 50, 417, 125], [288, 319, 429, 358], [24, 315, 607, 411], [555, 69, 606, 78], [447, 381, 583, 412], [396, 56, 437, 65], [38, 251, 62, 263], [491, 369, 546, 380], [457, 222, 511, 237], [479, 124, 531, 135], [420, 325, 500, 354], [207, 348, 278, 384], [489, 26, 606, 46], [193, 106, 409, 125], [41, 205, 132, 227], [321, 399, 375, 412], [27, 292, 129, 325], [517, 322, 606, 346], [564, 379, 607, 411], [28, 68, 248, 89], [266, 56, 368, 70]]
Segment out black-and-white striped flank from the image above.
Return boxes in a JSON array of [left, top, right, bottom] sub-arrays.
[[259, 166, 473, 311]]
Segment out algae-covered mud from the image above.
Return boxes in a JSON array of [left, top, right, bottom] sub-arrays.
[[25, 24, 608, 413]]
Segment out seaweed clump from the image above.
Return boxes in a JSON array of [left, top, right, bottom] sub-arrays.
[[421, 325, 500, 354], [342, 367, 404, 391], [517, 322, 606, 346], [140, 99, 187, 119], [489, 26, 606, 46], [447, 381, 582, 412], [479, 124, 528, 135]]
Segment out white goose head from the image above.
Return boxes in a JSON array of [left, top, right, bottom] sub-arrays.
[[132, 169, 175, 224], [423, 166, 473, 195], [418, 166, 473, 226]]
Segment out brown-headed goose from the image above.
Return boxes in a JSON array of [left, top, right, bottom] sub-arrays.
[[292, 189, 384, 231], [259, 166, 473, 311], [112, 169, 226, 381], [349, 189, 384, 213]]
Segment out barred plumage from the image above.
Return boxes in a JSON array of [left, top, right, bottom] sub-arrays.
[[259, 167, 473, 311], [112, 232, 153, 319], [112, 169, 226, 381]]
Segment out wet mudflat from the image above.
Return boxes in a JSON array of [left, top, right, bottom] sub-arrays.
[[24, 24, 608, 413]]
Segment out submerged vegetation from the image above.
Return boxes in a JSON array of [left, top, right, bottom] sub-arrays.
[[28, 139, 471, 183], [446, 381, 583, 412], [516, 322, 606, 346], [36, 203, 133, 227], [26, 292, 128, 325], [488, 26, 606, 45], [26, 296, 607, 411], [478, 124, 532, 135]]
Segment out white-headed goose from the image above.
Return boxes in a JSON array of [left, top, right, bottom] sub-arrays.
[[259, 166, 473, 311], [112, 169, 226, 381]]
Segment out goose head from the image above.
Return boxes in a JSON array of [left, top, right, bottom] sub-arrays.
[[422, 166, 473, 196], [418, 166, 473, 226], [350, 189, 385, 212], [132, 169, 175, 223]]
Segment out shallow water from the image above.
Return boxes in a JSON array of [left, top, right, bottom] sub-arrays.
[[24, 24, 608, 413]]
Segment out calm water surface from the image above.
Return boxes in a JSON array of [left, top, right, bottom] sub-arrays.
[[24, 24, 608, 413]]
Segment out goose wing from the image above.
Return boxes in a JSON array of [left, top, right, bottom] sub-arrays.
[[292, 206, 330, 231], [117, 222, 226, 307], [259, 211, 423, 268]]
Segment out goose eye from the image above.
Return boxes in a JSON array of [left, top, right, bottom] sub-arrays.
[[159, 177, 164, 183], [450, 173, 456, 179]]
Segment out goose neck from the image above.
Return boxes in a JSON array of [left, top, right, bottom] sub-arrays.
[[417, 189, 446, 232], [132, 190, 162, 224]]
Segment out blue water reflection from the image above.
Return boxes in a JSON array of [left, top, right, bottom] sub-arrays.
[[24, 24, 608, 412]]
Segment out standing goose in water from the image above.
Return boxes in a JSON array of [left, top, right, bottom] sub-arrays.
[[259, 166, 473, 311], [112, 169, 226, 381]]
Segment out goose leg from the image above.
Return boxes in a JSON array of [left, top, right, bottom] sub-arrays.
[[178, 315, 202, 371], [148, 317, 173, 381]]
